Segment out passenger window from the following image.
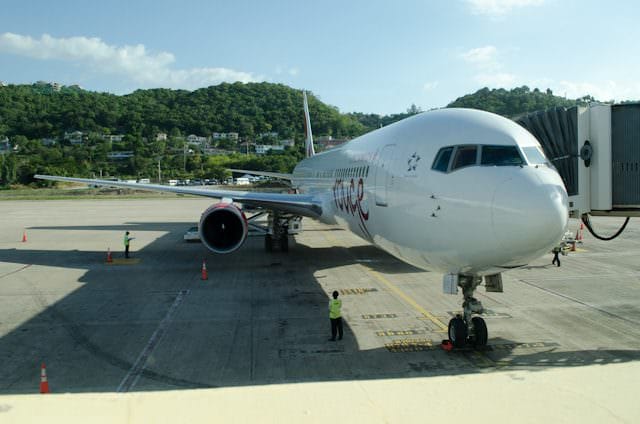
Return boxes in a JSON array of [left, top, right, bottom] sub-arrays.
[[432, 147, 453, 172], [481, 145, 524, 166], [451, 145, 478, 171]]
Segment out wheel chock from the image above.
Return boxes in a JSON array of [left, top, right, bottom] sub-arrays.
[[441, 339, 453, 351]]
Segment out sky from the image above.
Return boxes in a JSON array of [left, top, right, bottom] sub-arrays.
[[1, 0, 639, 115]]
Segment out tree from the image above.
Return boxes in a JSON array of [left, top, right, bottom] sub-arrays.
[[407, 104, 423, 115]]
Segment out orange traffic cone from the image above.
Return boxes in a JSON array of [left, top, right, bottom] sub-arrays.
[[22, 230, 27, 242], [40, 363, 50, 394], [201, 260, 208, 280], [106, 248, 113, 263]]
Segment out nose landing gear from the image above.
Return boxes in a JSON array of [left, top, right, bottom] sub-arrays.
[[447, 275, 488, 348]]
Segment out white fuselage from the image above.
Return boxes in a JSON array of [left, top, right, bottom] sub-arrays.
[[291, 108, 569, 276]]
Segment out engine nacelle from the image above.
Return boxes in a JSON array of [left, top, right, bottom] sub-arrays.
[[199, 202, 248, 254]]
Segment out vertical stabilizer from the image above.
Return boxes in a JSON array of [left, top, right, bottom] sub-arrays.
[[303, 91, 315, 158]]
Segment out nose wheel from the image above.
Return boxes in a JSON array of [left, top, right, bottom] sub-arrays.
[[447, 276, 488, 348], [447, 315, 487, 348]]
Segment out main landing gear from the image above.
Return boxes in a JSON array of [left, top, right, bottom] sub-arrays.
[[246, 210, 301, 253], [447, 275, 489, 349]]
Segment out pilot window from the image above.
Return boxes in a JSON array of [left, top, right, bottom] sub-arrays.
[[522, 146, 550, 166], [451, 145, 478, 171], [432, 147, 453, 172], [481, 145, 525, 166]]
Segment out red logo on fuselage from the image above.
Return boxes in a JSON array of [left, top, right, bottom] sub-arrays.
[[332, 178, 371, 239]]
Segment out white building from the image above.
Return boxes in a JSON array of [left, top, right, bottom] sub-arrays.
[[258, 131, 279, 139], [255, 144, 285, 155], [0, 137, 11, 154], [187, 134, 208, 145], [156, 133, 168, 141], [101, 134, 125, 142], [212, 132, 239, 141], [64, 131, 85, 144], [107, 151, 134, 159]]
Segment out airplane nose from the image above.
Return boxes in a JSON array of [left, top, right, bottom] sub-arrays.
[[492, 171, 569, 260]]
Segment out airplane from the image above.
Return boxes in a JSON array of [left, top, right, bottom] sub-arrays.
[[36, 92, 569, 348]]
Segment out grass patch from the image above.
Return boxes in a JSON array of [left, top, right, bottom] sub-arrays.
[[0, 186, 181, 200]]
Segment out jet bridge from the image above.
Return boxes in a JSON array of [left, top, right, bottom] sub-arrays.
[[517, 103, 639, 239]]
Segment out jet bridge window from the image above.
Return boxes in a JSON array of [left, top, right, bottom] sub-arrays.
[[481, 145, 525, 166], [451, 145, 478, 171]]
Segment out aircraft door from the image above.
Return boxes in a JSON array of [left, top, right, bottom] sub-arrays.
[[374, 144, 396, 206]]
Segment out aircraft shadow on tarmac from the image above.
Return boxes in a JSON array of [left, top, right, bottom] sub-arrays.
[[1, 222, 639, 394]]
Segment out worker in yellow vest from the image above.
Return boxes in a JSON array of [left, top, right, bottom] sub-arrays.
[[124, 231, 135, 259], [328, 290, 343, 341]]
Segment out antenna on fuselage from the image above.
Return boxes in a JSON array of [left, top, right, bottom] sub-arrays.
[[303, 91, 315, 158]]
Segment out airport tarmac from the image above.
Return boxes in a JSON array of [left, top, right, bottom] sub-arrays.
[[0, 198, 639, 421]]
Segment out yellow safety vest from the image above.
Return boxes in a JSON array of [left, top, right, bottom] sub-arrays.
[[124, 234, 130, 247], [329, 299, 342, 319]]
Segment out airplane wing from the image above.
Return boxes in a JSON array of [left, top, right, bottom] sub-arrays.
[[34, 175, 322, 218], [228, 169, 293, 181]]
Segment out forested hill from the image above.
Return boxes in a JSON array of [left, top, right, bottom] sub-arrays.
[[345, 86, 595, 130], [446, 86, 595, 117], [0, 82, 366, 140], [0, 82, 611, 187], [0, 82, 602, 141]]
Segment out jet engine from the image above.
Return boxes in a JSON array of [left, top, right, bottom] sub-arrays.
[[199, 202, 248, 254]]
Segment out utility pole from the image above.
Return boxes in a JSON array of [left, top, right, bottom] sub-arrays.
[[157, 157, 162, 183], [183, 142, 187, 172]]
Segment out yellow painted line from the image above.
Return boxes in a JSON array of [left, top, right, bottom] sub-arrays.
[[365, 268, 448, 332]]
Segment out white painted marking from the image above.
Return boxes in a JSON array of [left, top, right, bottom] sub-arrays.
[[117, 289, 189, 392]]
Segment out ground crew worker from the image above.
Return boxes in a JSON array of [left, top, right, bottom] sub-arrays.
[[552, 246, 561, 267], [124, 231, 135, 259], [328, 290, 343, 341]]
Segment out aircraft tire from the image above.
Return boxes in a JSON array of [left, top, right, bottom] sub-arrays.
[[471, 316, 488, 347], [265, 234, 273, 252], [448, 316, 467, 348]]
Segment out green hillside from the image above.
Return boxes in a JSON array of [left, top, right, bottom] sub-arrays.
[[0, 82, 608, 187], [447, 86, 595, 117], [0, 82, 365, 140]]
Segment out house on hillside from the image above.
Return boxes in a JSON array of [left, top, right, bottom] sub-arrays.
[[187, 134, 208, 146], [107, 151, 134, 160], [316, 136, 348, 151], [255, 144, 285, 155], [212, 132, 239, 141], [64, 131, 86, 145], [101, 134, 125, 142], [0, 137, 11, 154]]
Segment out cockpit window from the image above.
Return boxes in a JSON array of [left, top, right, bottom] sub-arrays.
[[432, 146, 453, 172], [451, 145, 478, 171], [481, 145, 525, 166], [522, 146, 550, 166]]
